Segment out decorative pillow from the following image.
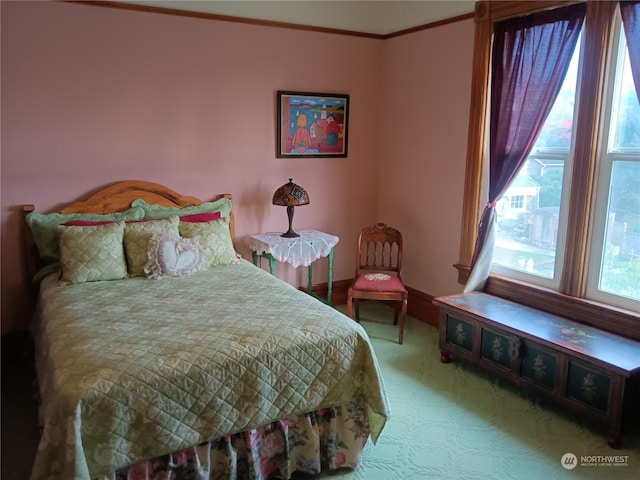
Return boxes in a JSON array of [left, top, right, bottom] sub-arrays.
[[63, 220, 114, 227], [180, 212, 221, 223], [178, 217, 239, 268], [144, 235, 201, 279], [58, 222, 127, 284], [124, 216, 180, 276], [26, 206, 145, 266], [132, 197, 232, 221]]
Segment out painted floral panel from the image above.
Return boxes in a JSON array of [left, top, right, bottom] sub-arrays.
[[446, 316, 474, 352], [480, 329, 511, 369], [520, 342, 557, 390], [567, 362, 611, 413]]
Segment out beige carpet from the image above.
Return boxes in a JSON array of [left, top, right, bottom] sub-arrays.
[[327, 302, 640, 480]]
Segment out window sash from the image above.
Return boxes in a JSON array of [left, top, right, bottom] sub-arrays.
[[585, 17, 640, 310]]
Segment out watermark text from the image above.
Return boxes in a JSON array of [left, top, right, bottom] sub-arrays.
[[561, 452, 629, 469]]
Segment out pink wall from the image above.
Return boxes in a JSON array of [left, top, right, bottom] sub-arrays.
[[1, 1, 473, 333], [380, 22, 473, 298]]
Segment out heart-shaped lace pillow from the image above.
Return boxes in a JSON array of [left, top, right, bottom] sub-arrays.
[[144, 234, 201, 279]]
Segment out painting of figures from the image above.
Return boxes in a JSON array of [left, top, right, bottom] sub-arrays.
[[277, 91, 349, 157]]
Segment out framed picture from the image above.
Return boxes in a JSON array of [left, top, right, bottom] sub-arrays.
[[277, 90, 349, 158]]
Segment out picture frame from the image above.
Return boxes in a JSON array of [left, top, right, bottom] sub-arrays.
[[277, 90, 349, 158]]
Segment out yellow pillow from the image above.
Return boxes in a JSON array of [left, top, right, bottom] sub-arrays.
[[179, 217, 239, 268], [58, 222, 127, 284], [124, 216, 180, 276]]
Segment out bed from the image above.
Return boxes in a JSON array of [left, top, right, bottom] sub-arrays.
[[23, 180, 390, 480]]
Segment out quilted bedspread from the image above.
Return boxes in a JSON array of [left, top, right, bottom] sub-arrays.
[[30, 260, 389, 480]]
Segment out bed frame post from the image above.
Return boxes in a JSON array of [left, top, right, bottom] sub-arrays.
[[220, 193, 236, 247], [22, 204, 40, 301]]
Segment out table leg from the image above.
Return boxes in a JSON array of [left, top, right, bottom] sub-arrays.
[[308, 263, 313, 295], [253, 251, 276, 276]]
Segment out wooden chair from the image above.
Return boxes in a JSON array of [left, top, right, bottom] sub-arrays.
[[347, 223, 408, 344]]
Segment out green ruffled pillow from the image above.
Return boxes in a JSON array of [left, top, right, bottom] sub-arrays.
[[124, 216, 180, 276], [179, 217, 239, 268], [58, 222, 127, 284], [132, 197, 232, 221], [26, 206, 145, 266]]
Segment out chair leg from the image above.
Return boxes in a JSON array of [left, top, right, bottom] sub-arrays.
[[347, 293, 360, 323], [398, 297, 408, 344]]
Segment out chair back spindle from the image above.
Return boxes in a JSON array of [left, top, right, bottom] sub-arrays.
[[357, 224, 403, 277]]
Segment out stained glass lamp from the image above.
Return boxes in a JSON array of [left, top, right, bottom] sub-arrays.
[[272, 178, 310, 237]]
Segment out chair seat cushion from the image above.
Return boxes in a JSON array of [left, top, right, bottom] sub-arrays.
[[352, 273, 406, 292]]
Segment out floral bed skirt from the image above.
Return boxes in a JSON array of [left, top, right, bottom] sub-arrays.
[[98, 398, 369, 480]]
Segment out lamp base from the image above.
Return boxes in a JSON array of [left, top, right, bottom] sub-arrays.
[[281, 205, 300, 237], [281, 229, 300, 238]]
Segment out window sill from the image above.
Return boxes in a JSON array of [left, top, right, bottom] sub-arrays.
[[454, 263, 640, 341]]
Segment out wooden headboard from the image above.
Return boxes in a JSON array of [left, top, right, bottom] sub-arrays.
[[22, 180, 236, 288]]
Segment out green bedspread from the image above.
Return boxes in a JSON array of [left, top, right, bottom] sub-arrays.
[[31, 260, 389, 480]]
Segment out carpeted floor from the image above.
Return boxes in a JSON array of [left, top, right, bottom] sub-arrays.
[[2, 302, 638, 480], [330, 302, 640, 480]]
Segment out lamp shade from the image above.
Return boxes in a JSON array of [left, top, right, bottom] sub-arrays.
[[272, 178, 310, 207], [272, 178, 309, 237]]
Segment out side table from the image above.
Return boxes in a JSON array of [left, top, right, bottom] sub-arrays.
[[246, 230, 339, 305]]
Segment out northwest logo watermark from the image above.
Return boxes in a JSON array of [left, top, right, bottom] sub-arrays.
[[561, 452, 629, 469], [561, 453, 577, 470]]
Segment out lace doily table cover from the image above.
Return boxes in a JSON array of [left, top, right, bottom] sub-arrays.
[[246, 230, 339, 304]]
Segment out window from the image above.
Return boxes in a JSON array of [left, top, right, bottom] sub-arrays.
[[493, 41, 579, 282], [586, 22, 640, 309], [458, 1, 639, 340], [509, 195, 524, 209]]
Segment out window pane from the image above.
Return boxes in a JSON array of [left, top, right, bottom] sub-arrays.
[[610, 43, 640, 151], [493, 43, 579, 279], [494, 161, 563, 278], [595, 31, 640, 305], [598, 161, 640, 302]]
